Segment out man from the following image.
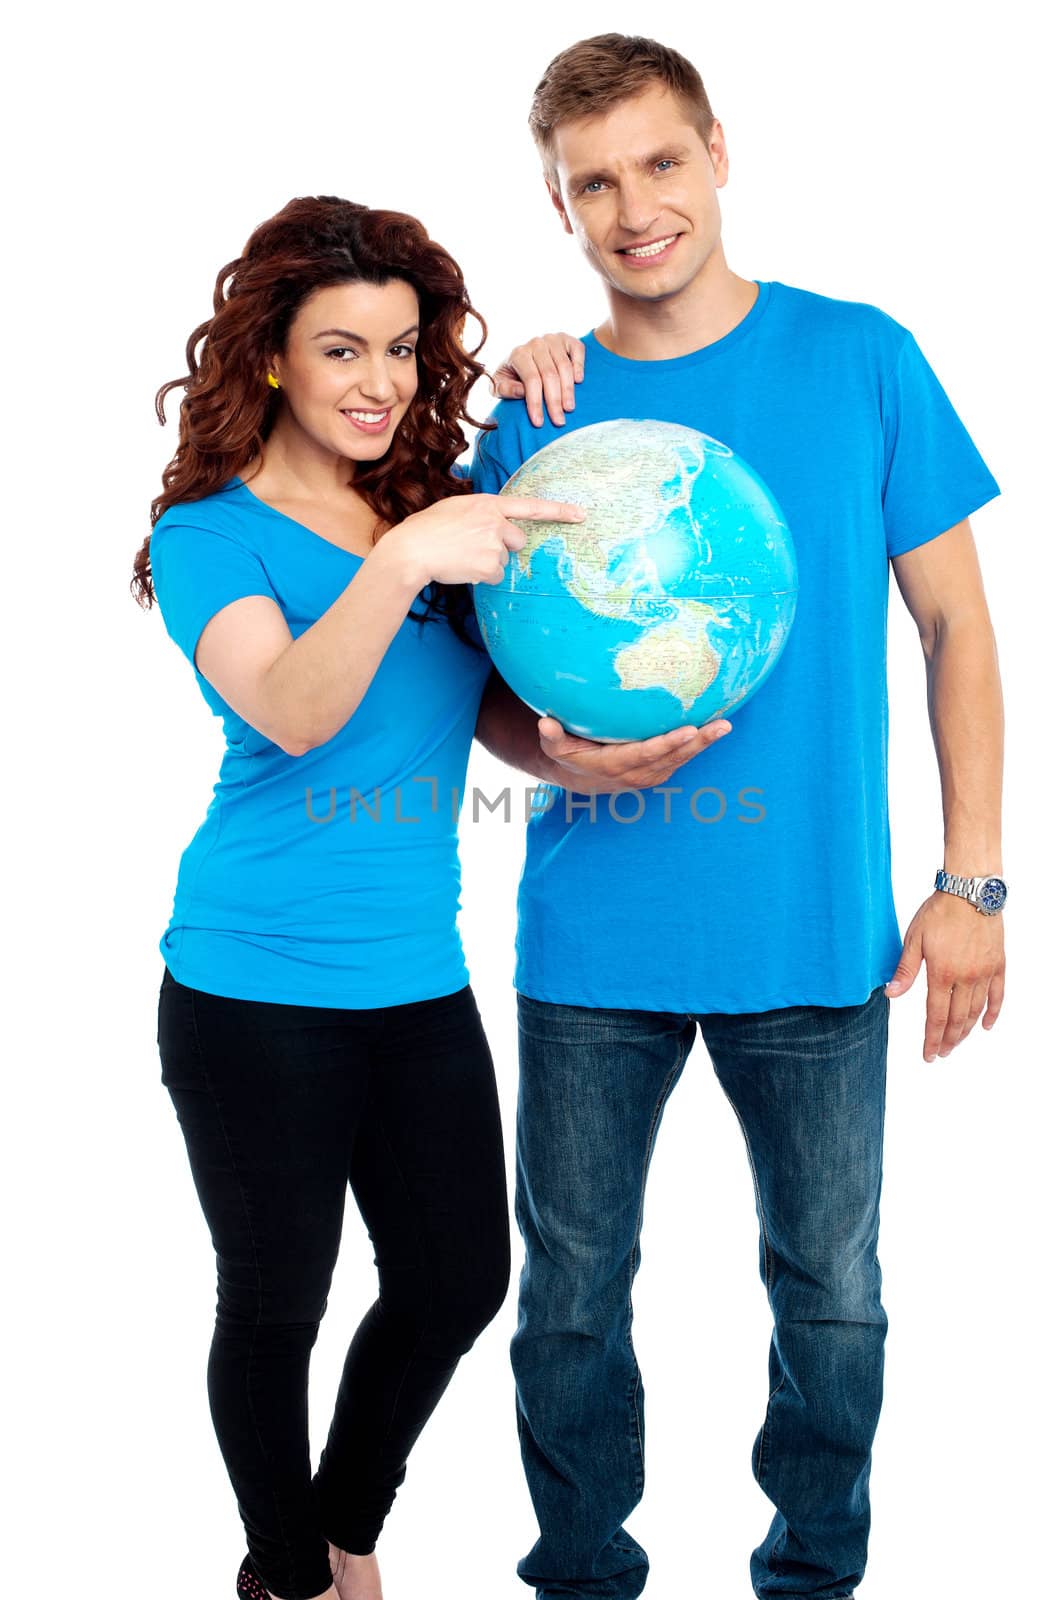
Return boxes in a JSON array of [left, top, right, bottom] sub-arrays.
[[472, 32, 1005, 1600]]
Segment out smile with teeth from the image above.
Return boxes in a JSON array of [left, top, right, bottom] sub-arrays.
[[622, 235, 678, 258], [342, 408, 390, 423]]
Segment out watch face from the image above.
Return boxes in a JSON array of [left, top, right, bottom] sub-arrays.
[[979, 878, 1007, 913]]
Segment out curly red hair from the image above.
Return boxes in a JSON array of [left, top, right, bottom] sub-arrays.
[[132, 195, 491, 637]]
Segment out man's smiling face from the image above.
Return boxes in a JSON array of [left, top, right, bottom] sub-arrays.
[[548, 83, 729, 306]]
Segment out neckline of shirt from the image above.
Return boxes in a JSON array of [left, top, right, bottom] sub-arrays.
[[586, 279, 775, 372], [226, 475, 366, 560]]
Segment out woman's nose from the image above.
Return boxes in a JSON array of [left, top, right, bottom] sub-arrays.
[[356, 361, 396, 403]]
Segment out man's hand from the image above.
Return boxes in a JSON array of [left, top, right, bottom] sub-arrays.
[[537, 714, 731, 793], [492, 334, 586, 427], [885, 893, 1005, 1061]]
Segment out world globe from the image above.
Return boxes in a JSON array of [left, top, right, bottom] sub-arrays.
[[473, 418, 799, 742]]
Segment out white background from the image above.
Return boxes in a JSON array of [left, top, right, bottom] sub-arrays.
[[5, 0, 1059, 1595]]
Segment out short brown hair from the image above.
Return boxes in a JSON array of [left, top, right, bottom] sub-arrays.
[[529, 33, 716, 182]]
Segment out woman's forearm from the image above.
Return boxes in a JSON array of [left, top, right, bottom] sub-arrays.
[[262, 539, 426, 755]]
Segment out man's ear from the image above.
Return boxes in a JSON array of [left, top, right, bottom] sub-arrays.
[[707, 119, 729, 187], [545, 175, 574, 235]]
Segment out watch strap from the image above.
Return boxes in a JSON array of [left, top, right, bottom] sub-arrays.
[[935, 869, 977, 900], [934, 869, 1007, 915]]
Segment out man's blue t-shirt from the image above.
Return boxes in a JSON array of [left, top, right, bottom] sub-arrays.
[[472, 280, 999, 1014], [150, 477, 491, 1007]]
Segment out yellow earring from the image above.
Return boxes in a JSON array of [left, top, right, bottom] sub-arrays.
[[267, 372, 280, 390]]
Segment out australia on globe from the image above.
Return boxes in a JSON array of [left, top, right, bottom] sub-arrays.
[[473, 418, 799, 742]]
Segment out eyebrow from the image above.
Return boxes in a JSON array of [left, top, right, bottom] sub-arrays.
[[312, 324, 420, 344], [567, 146, 688, 192]]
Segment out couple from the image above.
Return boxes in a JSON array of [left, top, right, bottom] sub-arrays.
[[136, 31, 1006, 1600]]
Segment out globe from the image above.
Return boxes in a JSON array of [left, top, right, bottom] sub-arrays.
[[474, 418, 799, 742]]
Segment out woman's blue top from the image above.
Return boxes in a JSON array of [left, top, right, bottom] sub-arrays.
[[150, 477, 491, 1007]]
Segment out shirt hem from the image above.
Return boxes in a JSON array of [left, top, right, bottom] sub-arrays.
[[886, 483, 1001, 559], [513, 971, 896, 1015], [161, 950, 471, 1010]]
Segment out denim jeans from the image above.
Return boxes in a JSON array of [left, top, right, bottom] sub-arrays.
[[157, 970, 510, 1600], [512, 986, 889, 1600]]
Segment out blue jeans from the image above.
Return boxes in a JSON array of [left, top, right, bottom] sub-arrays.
[[512, 987, 890, 1600]]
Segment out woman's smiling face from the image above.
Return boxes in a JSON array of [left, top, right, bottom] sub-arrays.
[[270, 278, 421, 463]]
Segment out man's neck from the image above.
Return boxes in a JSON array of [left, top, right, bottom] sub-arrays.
[[595, 260, 760, 363]]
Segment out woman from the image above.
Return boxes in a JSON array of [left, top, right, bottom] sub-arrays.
[[134, 194, 583, 1600]]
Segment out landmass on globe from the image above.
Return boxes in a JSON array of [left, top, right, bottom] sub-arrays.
[[474, 419, 798, 742]]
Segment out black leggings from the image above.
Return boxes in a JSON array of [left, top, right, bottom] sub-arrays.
[[156, 968, 510, 1600]]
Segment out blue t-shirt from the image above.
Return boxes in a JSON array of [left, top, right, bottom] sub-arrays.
[[472, 280, 1000, 1013], [150, 477, 491, 1007]]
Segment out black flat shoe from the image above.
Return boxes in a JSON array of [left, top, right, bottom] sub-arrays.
[[236, 1557, 270, 1599]]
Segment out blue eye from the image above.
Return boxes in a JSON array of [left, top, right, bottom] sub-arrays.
[[655, 160, 676, 172], [583, 180, 606, 194]]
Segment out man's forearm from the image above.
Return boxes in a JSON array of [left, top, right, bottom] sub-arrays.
[[474, 669, 568, 785], [925, 616, 1004, 872]]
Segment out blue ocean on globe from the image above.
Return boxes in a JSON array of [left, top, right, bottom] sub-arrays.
[[474, 418, 799, 742]]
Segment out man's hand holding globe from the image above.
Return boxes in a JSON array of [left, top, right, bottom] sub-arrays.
[[476, 667, 732, 797], [535, 710, 731, 794]]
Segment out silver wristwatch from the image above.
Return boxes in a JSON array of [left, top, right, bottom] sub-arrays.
[[934, 869, 1008, 915]]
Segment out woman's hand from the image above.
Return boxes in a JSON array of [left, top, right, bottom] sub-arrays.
[[492, 333, 586, 427], [389, 494, 584, 588]]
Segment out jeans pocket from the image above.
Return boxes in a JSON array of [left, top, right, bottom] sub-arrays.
[[517, 992, 680, 1049]]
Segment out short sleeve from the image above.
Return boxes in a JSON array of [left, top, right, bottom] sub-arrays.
[[881, 332, 1000, 558], [150, 519, 279, 667], [470, 416, 521, 495]]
